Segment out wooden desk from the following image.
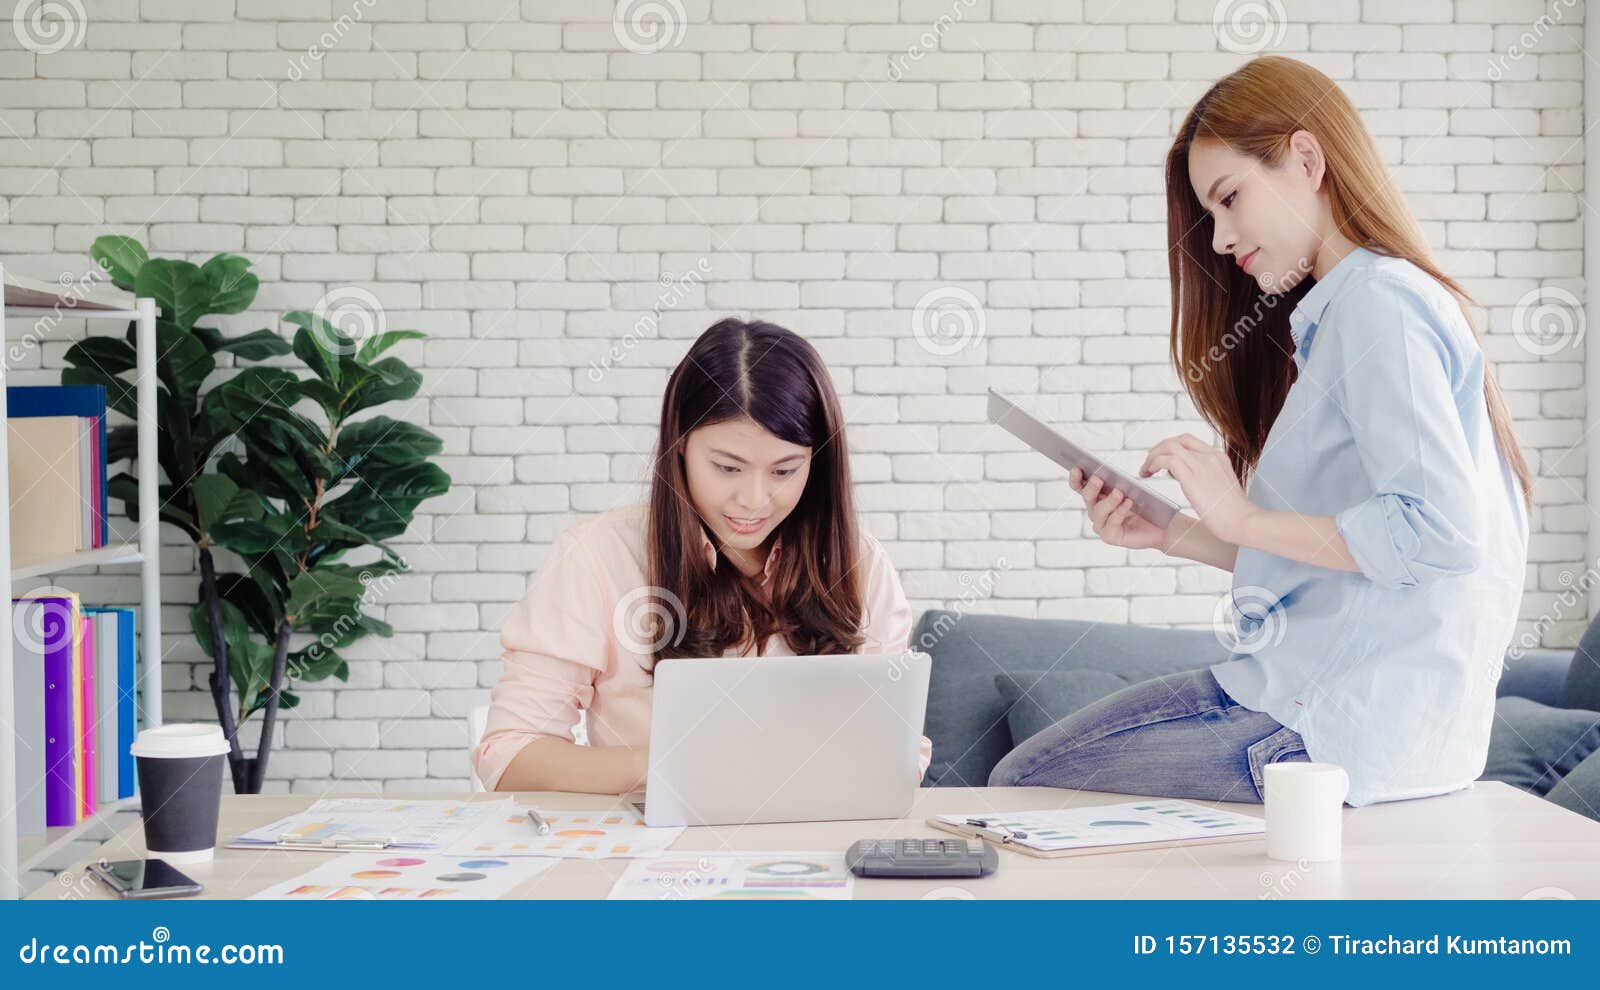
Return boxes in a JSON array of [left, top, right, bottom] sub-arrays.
[[29, 782, 1600, 900]]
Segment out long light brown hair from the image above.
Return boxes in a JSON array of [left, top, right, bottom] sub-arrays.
[[645, 318, 865, 663], [1165, 55, 1534, 510]]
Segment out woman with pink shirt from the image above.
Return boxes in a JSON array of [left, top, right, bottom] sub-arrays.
[[473, 317, 932, 794]]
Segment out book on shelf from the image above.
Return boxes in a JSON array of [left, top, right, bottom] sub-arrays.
[[9, 594, 138, 834], [6, 385, 108, 554], [2, 269, 134, 311]]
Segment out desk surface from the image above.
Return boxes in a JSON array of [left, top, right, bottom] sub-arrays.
[[30, 782, 1600, 900]]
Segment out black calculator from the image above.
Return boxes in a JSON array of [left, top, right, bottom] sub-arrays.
[[845, 837, 999, 879]]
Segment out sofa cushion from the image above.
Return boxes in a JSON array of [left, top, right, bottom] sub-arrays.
[[1483, 695, 1600, 822], [994, 669, 1133, 748], [915, 610, 1224, 787]]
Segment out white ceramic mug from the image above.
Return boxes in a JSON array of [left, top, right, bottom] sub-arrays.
[[1263, 762, 1349, 863]]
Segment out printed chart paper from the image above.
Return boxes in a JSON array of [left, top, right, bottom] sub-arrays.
[[249, 852, 557, 900], [608, 851, 854, 900], [446, 807, 684, 859], [229, 797, 513, 851]]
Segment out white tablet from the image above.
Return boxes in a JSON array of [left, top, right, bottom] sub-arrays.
[[987, 388, 1182, 530]]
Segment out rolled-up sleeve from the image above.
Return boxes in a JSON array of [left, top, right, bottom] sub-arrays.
[[1330, 275, 1482, 590], [472, 529, 612, 791], [858, 535, 933, 779]]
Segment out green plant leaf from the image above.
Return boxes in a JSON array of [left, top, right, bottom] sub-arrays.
[[63, 336, 137, 378], [134, 258, 210, 330], [284, 313, 343, 389], [91, 235, 148, 290], [341, 358, 422, 414], [108, 473, 197, 536], [198, 366, 301, 442], [295, 378, 344, 419], [199, 253, 258, 315], [192, 473, 269, 535], [106, 424, 136, 465], [288, 645, 347, 683], [60, 365, 137, 421], [211, 513, 305, 557], [334, 416, 443, 473], [224, 328, 292, 359], [194, 326, 292, 361], [215, 570, 281, 641], [356, 329, 425, 364], [152, 321, 216, 410]]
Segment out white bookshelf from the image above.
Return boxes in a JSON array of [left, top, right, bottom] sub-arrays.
[[0, 269, 162, 899]]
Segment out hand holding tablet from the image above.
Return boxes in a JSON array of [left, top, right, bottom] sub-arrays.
[[986, 389, 1185, 549]]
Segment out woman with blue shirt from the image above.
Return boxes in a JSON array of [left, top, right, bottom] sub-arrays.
[[989, 56, 1533, 807]]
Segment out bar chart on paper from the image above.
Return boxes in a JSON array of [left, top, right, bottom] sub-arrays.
[[249, 853, 557, 901], [446, 808, 684, 859], [608, 852, 855, 900]]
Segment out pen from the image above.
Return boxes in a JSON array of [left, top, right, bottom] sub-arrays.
[[526, 808, 551, 835]]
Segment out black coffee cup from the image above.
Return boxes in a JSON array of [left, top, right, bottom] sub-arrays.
[[128, 724, 229, 864]]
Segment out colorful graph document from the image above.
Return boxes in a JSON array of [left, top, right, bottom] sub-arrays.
[[228, 797, 514, 852], [608, 851, 855, 900], [445, 807, 684, 859], [250, 852, 557, 900], [932, 799, 1265, 854]]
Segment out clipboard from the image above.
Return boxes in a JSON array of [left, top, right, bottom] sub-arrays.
[[928, 817, 1263, 859], [927, 800, 1266, 859]]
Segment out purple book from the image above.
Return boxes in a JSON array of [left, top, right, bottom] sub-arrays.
[[18, 596, 80, 827]]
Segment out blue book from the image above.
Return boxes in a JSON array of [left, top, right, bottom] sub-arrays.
[[6, 384, 108, 547], [85, 606, 137, 800]]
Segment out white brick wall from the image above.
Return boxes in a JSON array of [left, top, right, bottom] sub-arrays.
[[0, 0, 1589, 792]]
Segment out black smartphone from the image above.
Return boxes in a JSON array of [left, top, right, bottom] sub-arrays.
[[88, 858, 203, 899]]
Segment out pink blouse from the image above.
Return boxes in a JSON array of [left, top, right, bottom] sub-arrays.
[[473, 504, 932, 792]]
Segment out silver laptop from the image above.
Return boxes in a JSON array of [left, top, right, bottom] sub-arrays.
[[633, 652, 932, 827]]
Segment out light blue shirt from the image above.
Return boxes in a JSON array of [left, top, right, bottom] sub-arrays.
[[1210, 246, 1529, 807]]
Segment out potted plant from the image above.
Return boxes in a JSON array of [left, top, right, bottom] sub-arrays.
[[64, 235, 451, 793]]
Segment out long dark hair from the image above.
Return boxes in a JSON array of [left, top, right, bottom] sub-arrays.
[[1165, 55, 1533, 510], [645, 317, 864, 662]]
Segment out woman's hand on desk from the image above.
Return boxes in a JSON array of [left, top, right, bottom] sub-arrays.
[[1140, 434, 1258, 546]]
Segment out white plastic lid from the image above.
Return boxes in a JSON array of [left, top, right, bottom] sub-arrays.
[[129, 723, 230, 759]]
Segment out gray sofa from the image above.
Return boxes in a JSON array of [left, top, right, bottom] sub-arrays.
[[913, 608, 1600, 821]]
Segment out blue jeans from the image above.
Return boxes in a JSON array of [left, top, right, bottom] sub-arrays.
[[988, 667, 1310, 803]]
